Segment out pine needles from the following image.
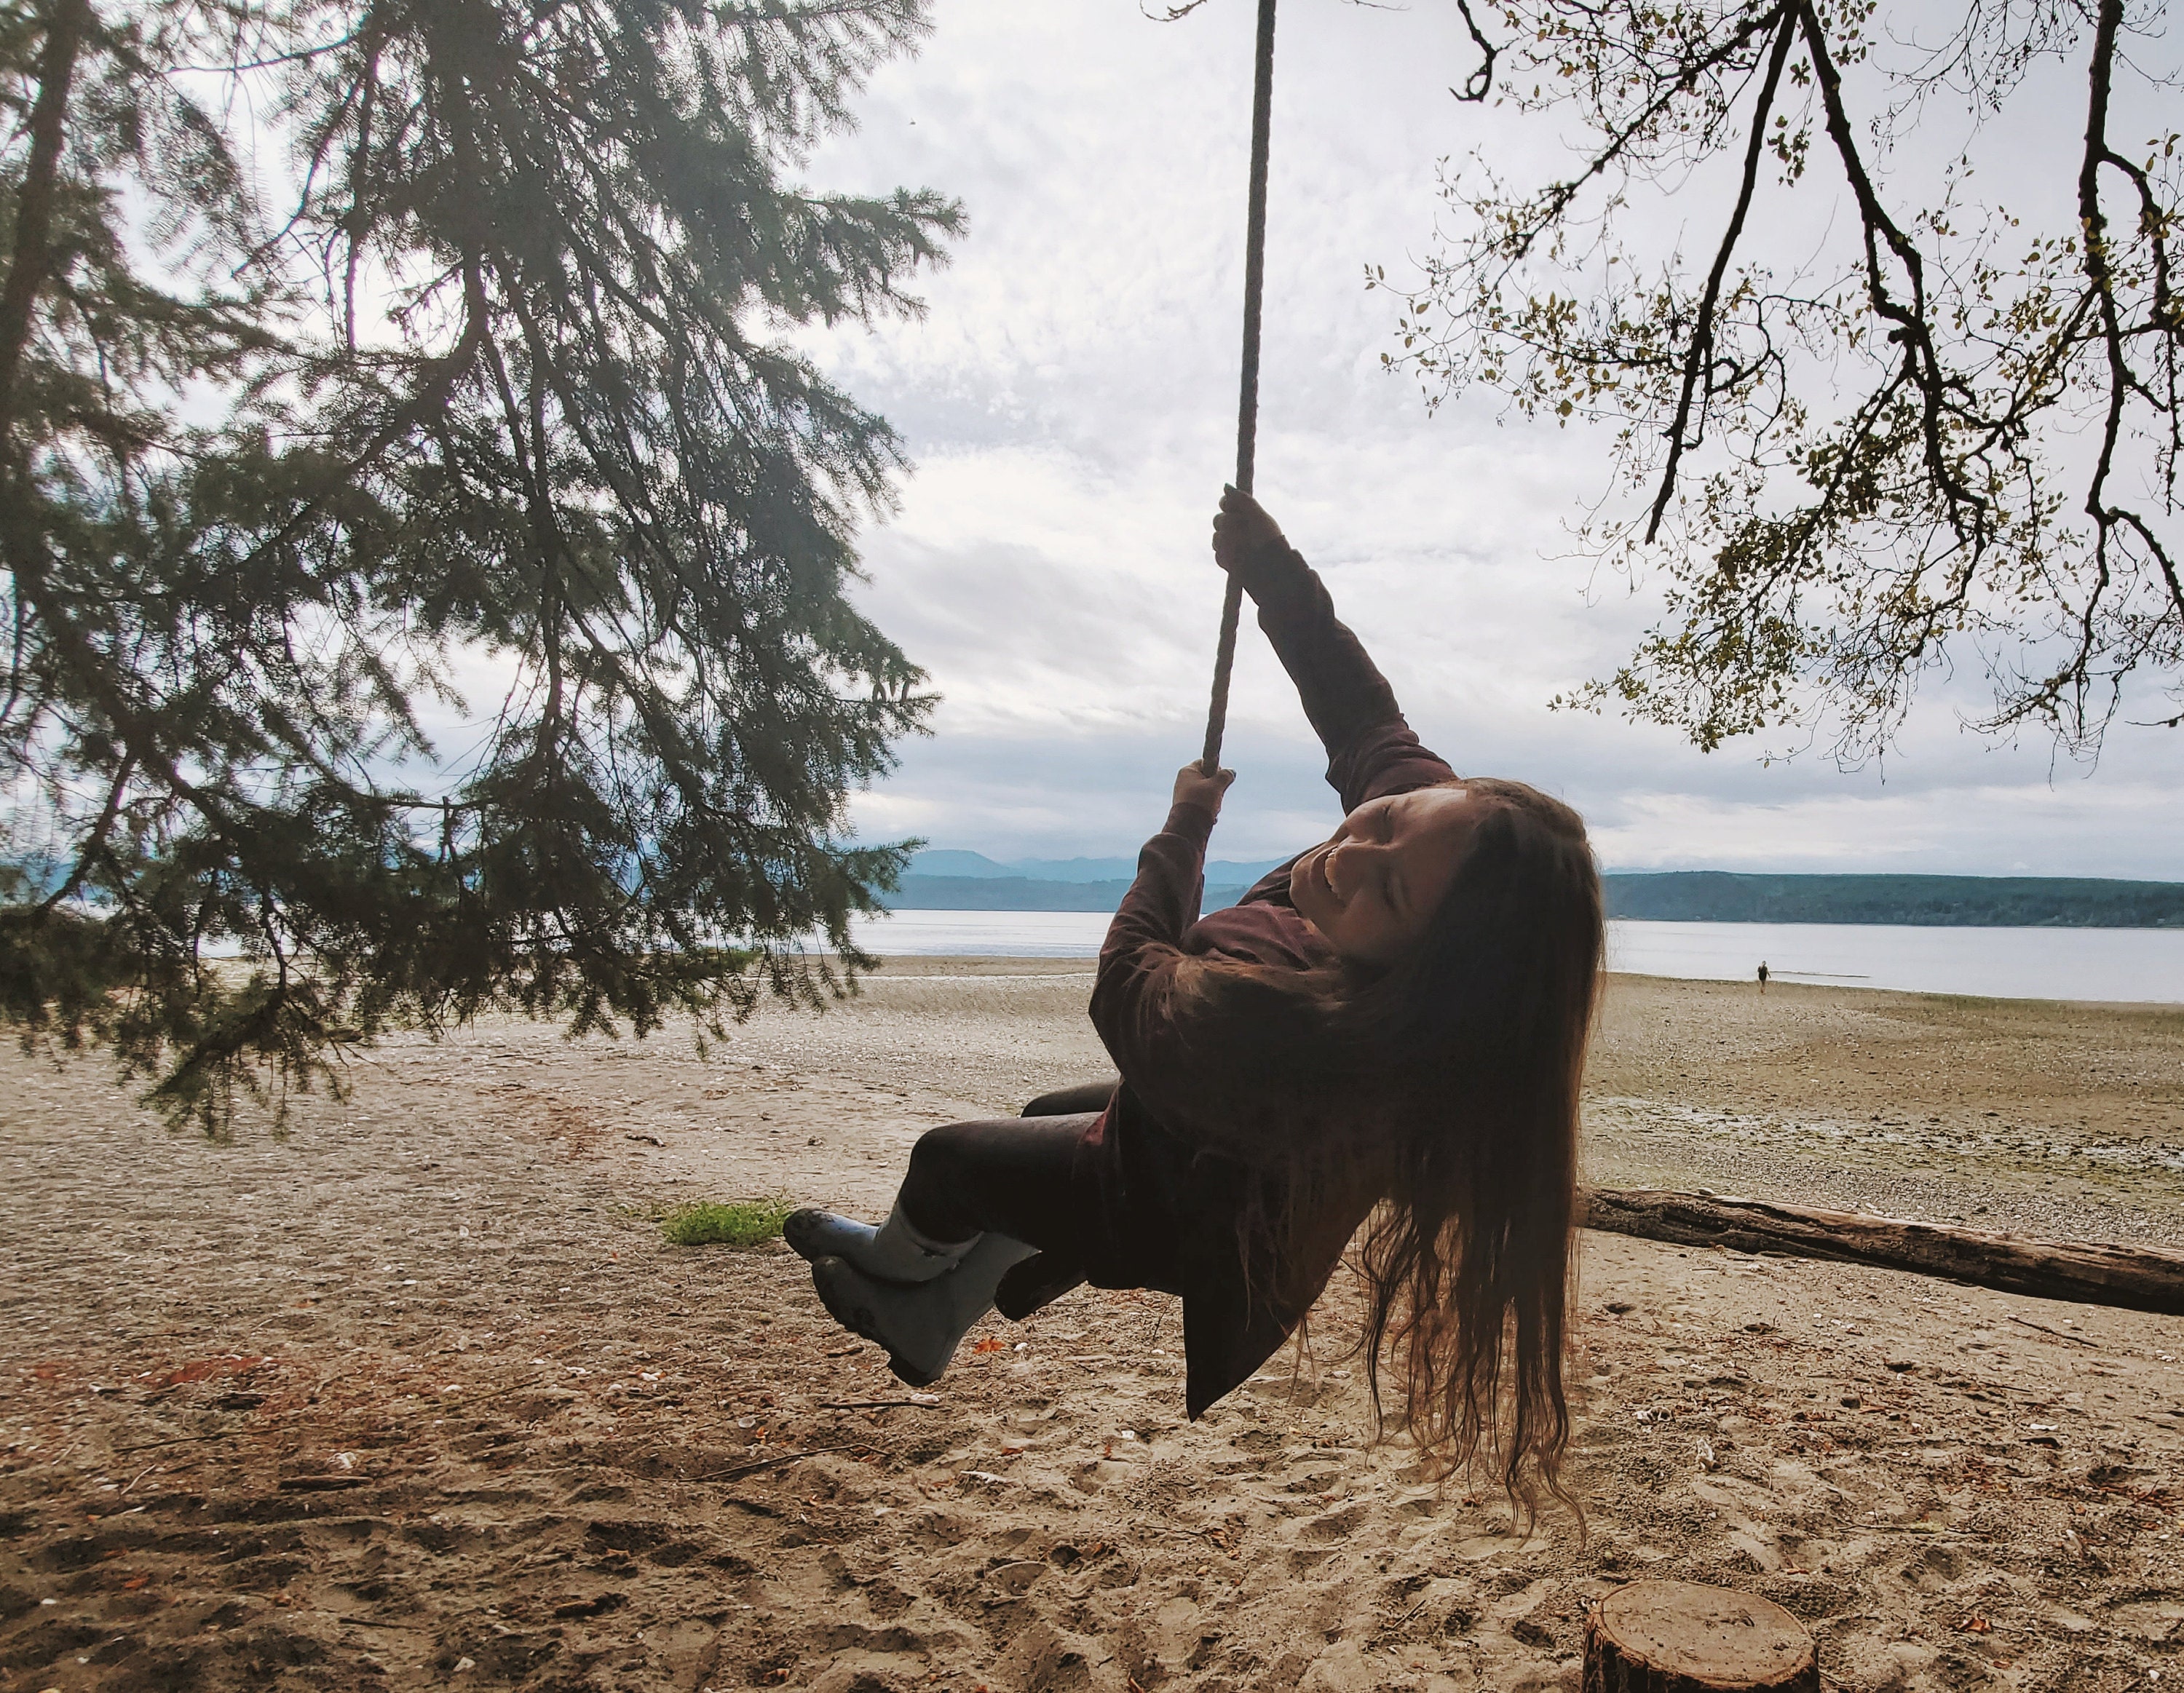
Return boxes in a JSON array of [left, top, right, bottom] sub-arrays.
[[0, 1, 957, 1131]]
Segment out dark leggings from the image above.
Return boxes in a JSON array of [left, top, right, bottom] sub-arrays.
[[894, 1077, 1118, 1249]]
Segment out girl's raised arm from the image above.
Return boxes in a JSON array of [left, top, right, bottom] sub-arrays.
[[1211, 489, 1455, 810]]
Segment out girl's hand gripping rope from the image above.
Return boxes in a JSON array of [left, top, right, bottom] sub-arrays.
[[1172, 758, 1235, 820], [1211, 484, 1299, 603]]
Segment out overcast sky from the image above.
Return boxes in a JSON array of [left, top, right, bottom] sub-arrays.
[[796, 0, 2184, 879]]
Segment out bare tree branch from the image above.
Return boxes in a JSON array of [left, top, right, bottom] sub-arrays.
[[1646, 6, 1797, 542]]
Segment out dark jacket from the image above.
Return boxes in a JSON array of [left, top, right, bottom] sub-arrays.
[[1069, 544, 1456, 1417]]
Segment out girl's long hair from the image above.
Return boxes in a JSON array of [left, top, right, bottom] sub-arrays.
[[1182, 777, 1602, 1509]]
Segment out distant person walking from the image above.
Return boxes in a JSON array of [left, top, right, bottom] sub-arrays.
[[1757, 960, 1770, 994]]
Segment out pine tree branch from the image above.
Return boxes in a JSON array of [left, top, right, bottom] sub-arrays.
[[37, 751, 135, 913], [0, 0, 92, 443]]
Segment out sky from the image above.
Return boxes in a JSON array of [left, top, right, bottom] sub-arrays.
[[794, 0, 2184, 879]]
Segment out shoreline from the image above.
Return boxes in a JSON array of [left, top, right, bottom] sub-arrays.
[[839, 916, 2184, 1006], [850, 950, 2184, 1012]]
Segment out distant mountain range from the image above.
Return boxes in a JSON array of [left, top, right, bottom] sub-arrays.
[[887, 855, 2184, 927], [893, 850, 1281, 913], [906, 849, 1288, 885]]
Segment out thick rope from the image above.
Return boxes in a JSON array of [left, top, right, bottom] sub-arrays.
[[1200, 0, 1278, 771]]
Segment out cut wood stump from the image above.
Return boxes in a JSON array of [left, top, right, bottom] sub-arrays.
[[1584, 1188, 2184, 1315], [1583, 1581, 1818, 1693]]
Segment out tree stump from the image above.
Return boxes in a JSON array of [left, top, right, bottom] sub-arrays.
[[1583, 1582, 1818, 1693]]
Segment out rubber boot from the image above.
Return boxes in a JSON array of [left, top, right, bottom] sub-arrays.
[[783, 1197, 974, 1285], [810, 1233, 1036, 1387]]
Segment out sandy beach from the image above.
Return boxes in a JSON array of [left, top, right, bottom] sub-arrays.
[[3, 966, 2182, 1692]]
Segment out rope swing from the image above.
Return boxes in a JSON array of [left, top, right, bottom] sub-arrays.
[[1200, 0, 1279, 771]]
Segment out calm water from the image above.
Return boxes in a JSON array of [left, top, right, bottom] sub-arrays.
[[850, 909, 1115, 959], [848, 910, 2184, 1004]]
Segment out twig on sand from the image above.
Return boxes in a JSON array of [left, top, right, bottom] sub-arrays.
[[1147, 1523, 1241, 1555], [2006, 1315, 2098, 1348], [110, 1432, 229, 1455], [1866, 1521, 1981, 1536], [458, 1373, 558, 1403], [819, 1397, 939, 1412], [690, 1441, 882, 1483]]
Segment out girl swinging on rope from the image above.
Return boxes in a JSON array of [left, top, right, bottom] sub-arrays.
[[790, 488, 1604, 1501]]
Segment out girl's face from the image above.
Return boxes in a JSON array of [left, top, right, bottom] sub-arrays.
[[1289, 786, 1483, 966]]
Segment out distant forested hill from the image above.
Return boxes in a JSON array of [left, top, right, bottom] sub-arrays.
[[1602, 873, 2184, 927], [880, 868, 2184, 926]]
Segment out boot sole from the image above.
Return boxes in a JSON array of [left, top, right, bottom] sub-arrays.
[[810, 1258, 944, 1389], [783, 1209, 845, 1265], [786, 1211, 954, 1285]]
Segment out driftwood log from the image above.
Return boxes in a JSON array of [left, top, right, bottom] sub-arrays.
[[1584, 1581, 1819, 1693], [1585, 1189, 2184, 1315]]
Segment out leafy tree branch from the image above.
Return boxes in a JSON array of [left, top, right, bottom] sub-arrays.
[[1381, 0, 2181, 757]]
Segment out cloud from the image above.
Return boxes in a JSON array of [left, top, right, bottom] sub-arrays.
[[1589, 777, 2184, 879], [800, 0, 2184, 880]]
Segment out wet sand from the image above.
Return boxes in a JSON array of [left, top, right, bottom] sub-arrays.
[[2, 967, 2180, 1692]]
